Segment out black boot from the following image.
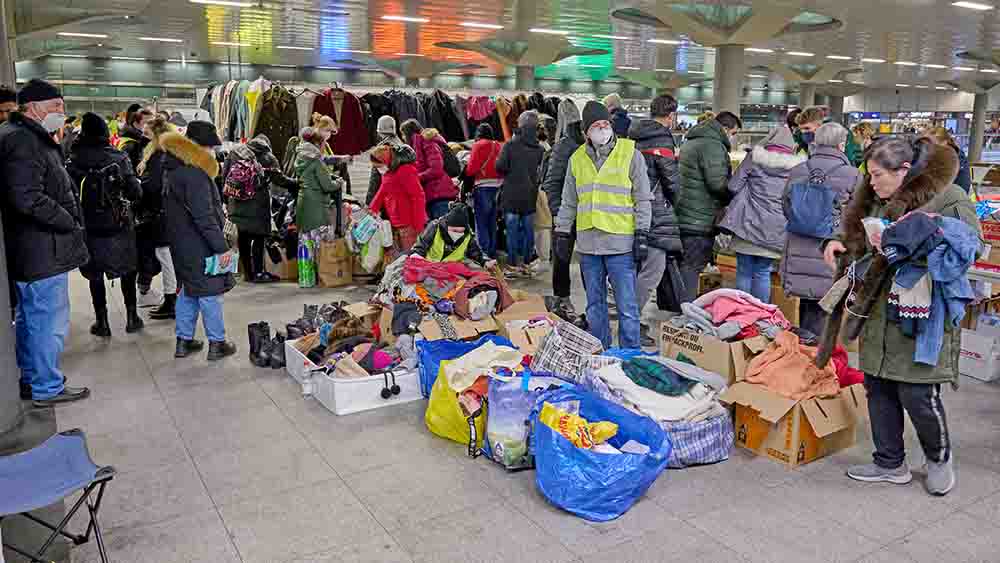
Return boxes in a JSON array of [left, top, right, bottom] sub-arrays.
[[90, 308, 111, 338], [269, 332, 287, 369], [149, 293, 176, 320], [175, 338, 205, 358], [207, 340, 237, 361], [126, 308, 145, 333], [249, 322, 271, 367]]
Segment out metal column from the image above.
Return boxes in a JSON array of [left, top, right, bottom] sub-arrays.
[[0, 0, 20, 437], [970, 92, 988, 163], [712, 45, 744, 116], [799, 83, 816, 107], [515, 66, 534, 91], [828, 95, 845, 124], [0, 0, 15, 87]]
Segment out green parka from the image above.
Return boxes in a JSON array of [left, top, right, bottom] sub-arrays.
[[676, 120, 733, 236], [293, 141, 340, 234]]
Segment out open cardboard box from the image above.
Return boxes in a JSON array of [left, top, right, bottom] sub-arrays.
[[377, 305, 499, 346], [660, 323, 769, 385]]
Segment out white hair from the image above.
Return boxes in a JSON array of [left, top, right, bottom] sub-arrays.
[[814, 122, 848, 147]]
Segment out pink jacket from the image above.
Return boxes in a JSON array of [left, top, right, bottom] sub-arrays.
[[410, 128, 458, 204]]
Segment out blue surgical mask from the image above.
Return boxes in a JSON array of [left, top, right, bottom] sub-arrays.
[[801, 131, 815, 145]]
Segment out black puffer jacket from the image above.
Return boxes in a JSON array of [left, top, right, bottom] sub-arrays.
[[117, 125, 148, 171], [160, 132, 235, 298], [0, 112, 89, 282], [496, 124, 545, 214], [629, 119, 682, 253], [542, 132, 583, 218], [67, 136, 142, 279], [137, 150, 169, 246]]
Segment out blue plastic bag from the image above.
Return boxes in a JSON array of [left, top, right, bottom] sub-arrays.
[[482, 371, 572, 470], [416, 334, 514, 399], [531, 387, 672, 522]]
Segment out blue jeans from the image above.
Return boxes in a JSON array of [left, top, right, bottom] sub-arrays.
[[736, 253, 774, 303], [473, 185, 499, 258], [580, 253, 640, 349], [427, 200, 451, 220], [504, 212, 534, 266], [16, 273, 69, 400], [175, 288, 226, 342]]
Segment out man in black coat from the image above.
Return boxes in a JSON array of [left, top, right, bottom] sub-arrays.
[[160, 121, 237, 361], [495, 110, 545, 277], [628, 94, 685, 344], [0, 79, 91, 406]]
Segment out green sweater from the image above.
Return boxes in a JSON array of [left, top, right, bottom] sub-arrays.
[[676, 120, 733, 236]]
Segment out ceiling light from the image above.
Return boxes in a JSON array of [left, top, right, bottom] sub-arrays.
[[271, 64, 296, 68], [189, 0, 253, 6], [982, 68, 1000, 73], [578, 64, 603, 68], [952, 1, 994, 10], [923, 64, 947, 69], [338, 49, 372, 54], [211, 41, 250, 47], [111, 56, 146, 61], [915, 85, 929, 88], [382, 15, 429, 23], [140, 37, 183, 43], [314, 66, 340, 70], [894, 61, 918, 66], [895, 83, 911, 87], [51, 54, 87, 58], [648, 39, 681, 45], [57, 32, 108, 38], [747, 74, 767, 78], [786, 51, 814, 57], [953, 66, 975, 71], [655, 68, 674, 72], [395, 52, 424, 57], [687, 70, 705, 74], [936, 86, 950, 89], [826, 54, 852, 60], [862, 57, 886, 63], [167, 58, 198, 63], [828, 79, 844, 83], [617, 66, 640, 70], [593, 34, 629, 40], [746, 47, 774, 53], [277, 45, 312, 50], [460, 21, 503, 29], [530, 28, 569, 35]]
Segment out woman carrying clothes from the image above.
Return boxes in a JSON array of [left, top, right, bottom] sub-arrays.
[[401, 118, 458, 220], [824, 137, 981, 496], [718, 125, 806, 302], [368, 143, 427, 259]]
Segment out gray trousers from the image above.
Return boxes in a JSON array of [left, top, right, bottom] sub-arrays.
[[636, 247, 667, 317]]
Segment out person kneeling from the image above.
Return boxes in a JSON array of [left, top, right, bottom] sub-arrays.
[[410, 204, 496, 270]]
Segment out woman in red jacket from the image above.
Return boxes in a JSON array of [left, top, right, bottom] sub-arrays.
[[368, 143, 428, 258], [400, 118, 457, 220], [464, 123, 503, 259]]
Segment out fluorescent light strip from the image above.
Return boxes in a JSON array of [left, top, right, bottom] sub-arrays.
[[277, 45, 312, 51], [923, 64, 947, 69], [140, 37, 183, 43], [338, 49, 372, 54], [460, 21, 503, 29], [915, 85, 929, 88], [786, 51, 814, 57], [687, 70, 705, 74], [111, 56, 146, 61], [826, 54, 852, 60], [593, 34, 629, 40], [578, 64, 603, 68], [271, 64, 296, 68], [211, 41, 250, 47], [189, 0, 253, 6], [529, 28, 569, 35], [895, 83, 911, 87], [747, 74, 767, 78], [952, 1, 994, 10], [953, 66, 975, 71], [57, 32, 108, 38], [862, 57, 886, 63], [655, 68, 673, 72], [648, 38, 681, 45], [617, 66, 640, 70], [395, 52, 424, 57], [894, 61, 918, 66], [746, 47, 774, 53], [167, 58, 199, 63], [314, 66, 340, 70], [828, 79, 844, 83], [982, 68, 999, 73], [382, 15, 429, 23], [936, 86, 950, 89], [51, 54, 88, 58]]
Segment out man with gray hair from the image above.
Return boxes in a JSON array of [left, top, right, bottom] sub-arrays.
[[780, 121, 861, 335]]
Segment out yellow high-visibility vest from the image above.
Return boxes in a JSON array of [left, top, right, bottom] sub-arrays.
[[426, 229, 470, 262], [570, 138, 636, 235]]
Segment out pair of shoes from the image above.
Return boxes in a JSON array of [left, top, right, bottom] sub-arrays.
[[90, 308, 111, 338], [847, 459, 956, 496], [32, 386, 90, 407], [175, 338, 205, 358], [137, 288, 163, 308], [126, 309, 145, 333], [640, 323, 656, 348], [207, 340, 238, 361], [248, 322, 272, 367], [253, 272, 280, 283], [20, 376, 67, 400], [149, 294, 177, 320]]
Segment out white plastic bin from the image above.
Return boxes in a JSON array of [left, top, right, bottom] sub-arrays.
[[313, 368, 422, 415], [285, 338, 323, 384]]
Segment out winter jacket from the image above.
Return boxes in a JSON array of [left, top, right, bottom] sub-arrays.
[[224, 135, 297, 236], [542, 134, 583, 218], [427, 89, 466, 142], [495, 125, 545, 214], [366, 134, 406, 205], [137, 150, 170, 246], [719, 145, 807, 254], [676, 120, 733, 236], [256, 86, 300, 169], [629, 119, 682, 254], [610, 107, 632, 138], [0, 112, 89, 283], [294, 141, 340, 234], [780, 146, 861, 300], [953, 144, 972, 193], [464, 138, 502, 187], [411, 129, 458, 204], [313, 88, 370, 155], [67, 136, 142, 280], [555, 136, 653, 255], [369, 144, 428, 231], [160, 132, 235, 298], [117, 125, 148, 171], [410, 217, 487, 267]]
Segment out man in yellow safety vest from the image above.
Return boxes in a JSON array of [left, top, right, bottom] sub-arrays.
[[553, 100, 653, 349], [410, 204, 497, 269]]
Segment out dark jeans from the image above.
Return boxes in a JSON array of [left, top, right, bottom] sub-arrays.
[[504, 212, 534, 266], [799, 299, 826, 337], [332, 189, 344, 236], [90, 271, 138, 312], [473, 185, 499, 258], [135, 222, 161, 291], [238, 232, 267, 279], [865, 375, 951, 469], [428, 199, 451, 220], [679, 234, 716, 303]]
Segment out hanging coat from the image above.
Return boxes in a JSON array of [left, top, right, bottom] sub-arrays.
[[313, 88, 370, 155], [256, 86, 300, 168]]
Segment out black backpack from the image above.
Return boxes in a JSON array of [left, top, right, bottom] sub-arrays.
[[440, 144, 462, 178], [79, 162, 132, 234]]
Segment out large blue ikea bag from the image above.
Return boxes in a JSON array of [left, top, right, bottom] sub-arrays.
[[415, 334, 514, 398]]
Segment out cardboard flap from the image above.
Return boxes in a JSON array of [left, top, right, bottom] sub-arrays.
[[344, 302, 380, 319], [800, 394, 853, 438], [718, 382, 798, 423], [741, 336, 770, 354], [841, 383, 869, 422], [495, 295, 548, 323]]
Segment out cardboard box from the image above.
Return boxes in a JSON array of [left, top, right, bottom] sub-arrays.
[[974, 220, 1000, 271], [377, 305, 499, 346], [265, 254, 297, 282], [344, 302, 381, 331], [699, 272, 723, 296], [959, 327, 1000, 382], [317, 239, 353, 288], [660, 324, 768, 384], [493, 293, 554, 355], [722, 383, 867, 467], [771, 284, 800, 327]]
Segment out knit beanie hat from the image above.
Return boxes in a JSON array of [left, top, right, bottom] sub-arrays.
[[445, 204, 470, 228], [185, 120, 222, 147], [377, 115, 397, 136], [581, 101, 611, 134], [759, 125, 797, 154], [17, 79, 62, 105], [80, 112, 109, 139], [475, 123, 495, 140]]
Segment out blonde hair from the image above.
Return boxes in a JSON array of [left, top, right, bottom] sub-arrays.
[[312, 112, 337, 132], [696, 111, 715, 124], [137, 116, 177, 174], [924, 125, 958, 148], [852, 122, 876, 144]]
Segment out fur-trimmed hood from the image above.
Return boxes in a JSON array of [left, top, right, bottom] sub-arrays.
[[159, 131, 219, 178], [750, 145, 806, 173], [421, 128, 446, 145]]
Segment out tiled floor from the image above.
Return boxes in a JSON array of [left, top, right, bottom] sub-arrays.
[[11, 270, 1000, 563]]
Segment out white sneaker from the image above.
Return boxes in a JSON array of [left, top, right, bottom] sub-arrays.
[[137, 288, 163, 308]]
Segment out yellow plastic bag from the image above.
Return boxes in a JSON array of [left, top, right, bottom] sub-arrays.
[[539, 402, 618, 449], [425, 361, 487, 450]]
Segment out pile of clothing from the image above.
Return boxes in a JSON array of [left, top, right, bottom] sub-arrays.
[[744, 331, 840, 400], [670, 288, 791, 341], [443, 340, 523, 417]]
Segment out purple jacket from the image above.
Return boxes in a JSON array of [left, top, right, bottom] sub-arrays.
[[410, 128, 458, 204]]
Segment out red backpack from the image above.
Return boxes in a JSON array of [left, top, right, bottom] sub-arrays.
[[223, 159, 263, 201]]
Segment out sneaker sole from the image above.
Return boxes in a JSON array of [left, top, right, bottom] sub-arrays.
[[847, 471, 913, 485]]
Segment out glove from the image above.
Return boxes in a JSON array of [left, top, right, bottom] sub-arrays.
[[554, 231, 573, 264], [633, 230, 649, 266]]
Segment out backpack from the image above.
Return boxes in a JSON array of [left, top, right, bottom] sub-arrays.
[[785, 163, 836, 238], [440, 144, 462, 178], [79, 162, 132, 234], [223, 158, 263, 201]]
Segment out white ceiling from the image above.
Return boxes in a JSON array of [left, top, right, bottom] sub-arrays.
[[11, 0, 1000, 90]]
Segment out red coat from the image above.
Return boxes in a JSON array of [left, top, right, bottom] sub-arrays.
[[464, 139, 502, 184], [369, 163, 428, 231], [410, 129, 458, 203], [312, 89, 370, 155]]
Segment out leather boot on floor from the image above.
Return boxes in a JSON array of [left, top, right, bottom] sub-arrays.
[[175, 338, 205, 358], [90, 308, 111, 338], [126, 308, 145, 333], [269, 333, 287, 369], [149, 293, 176, 320], [249, 322, 271, 367], [207, 340, 237, 361]]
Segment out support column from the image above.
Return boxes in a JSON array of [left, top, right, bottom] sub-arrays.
[[799, 83, 816, 107], [404, 77, 419, 87], [0, 0, 19, 436], [970, 92, 988, 163], [0, 0, 15, 87], [515, 66, 534, 91], [828, 95, 845, 124], [712, 45, 744, 116]]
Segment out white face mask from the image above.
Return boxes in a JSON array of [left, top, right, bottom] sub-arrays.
[[41, 112, 66, 133], [447, 228, 465, 242], [589, 127, 613, 147]]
